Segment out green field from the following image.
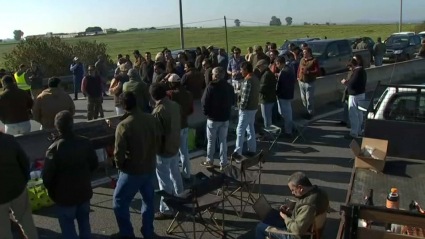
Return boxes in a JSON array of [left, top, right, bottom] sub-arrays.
[[0, 24, 415, 68]]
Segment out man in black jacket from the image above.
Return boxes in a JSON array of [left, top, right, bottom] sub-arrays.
[[257, 59, 277, 128], [0, 132, 38, 239], [81, 65, 104, 120], [276, 56, 296, 136], [42, 111, 98, 238], [200, 67, 235, 170]]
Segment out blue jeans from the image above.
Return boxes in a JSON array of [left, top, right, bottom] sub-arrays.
[[298, 81, 315, 114], [261, 103, 275, 128], [112, 172, 155, 238], [57, 201, 91, 239], [255, 222, 293, 239], [206, 120, 229, 166], [234, 109, 257, 154], [4, 120, 31, 135], [277, 99, 293, 134], [348, 93, 365, 137], [179, 128, 191, 179], [374, 55, 383, 66], [156, 154, 184, 214]]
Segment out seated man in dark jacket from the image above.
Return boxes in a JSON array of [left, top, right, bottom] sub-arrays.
[[0, 131, 38, 239], [42, 110, 98, 238], [276, 56, 296, 136], [256, 172, 329, 239], [200, 67, 235, 170]]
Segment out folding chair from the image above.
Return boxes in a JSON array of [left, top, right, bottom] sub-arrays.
[[292, 119, 309, 144], [261, 125, 282, 151], [156, 173, 227, 239], [265, 211, 327, 239], [216, 150, 265, 218]]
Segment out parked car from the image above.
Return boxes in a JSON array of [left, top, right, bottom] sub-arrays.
[[278, 38, 320, 55], [418, 31, 425, 42], [383, 34, 422, 62], [390, 32, 416, 36], [347, 37, 375, 62], [306, 39, 371, 76]]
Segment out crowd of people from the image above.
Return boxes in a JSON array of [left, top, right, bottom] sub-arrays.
[[0, 39, 369, 238]]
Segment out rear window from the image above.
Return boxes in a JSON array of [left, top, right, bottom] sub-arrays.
[[383, 93, 425, 122]]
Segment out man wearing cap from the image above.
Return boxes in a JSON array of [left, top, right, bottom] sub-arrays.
[[42, 110, 98, 238], [123, 69, 151, 113], [81, 65, 104, 120], [227, 47, 245, 93], [110, 64, 130, 115], [232, 62, 260, 161], [33, 77, 75, 131], [70, 57, 85, 100], [166, 73, 194, 181], [95, 55, 108, 96], [207, 46, 218, 67], [150, 83, 183, 220], [257, 59, 277, 128]]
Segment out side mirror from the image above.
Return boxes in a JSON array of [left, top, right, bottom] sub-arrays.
[[410, 43, 416, 46]]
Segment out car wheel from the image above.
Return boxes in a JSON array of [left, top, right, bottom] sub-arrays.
[[320, 68, 326, 76], [405, 54, 410, 61]]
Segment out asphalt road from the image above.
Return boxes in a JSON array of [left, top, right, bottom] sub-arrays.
[[10, 96, 355, 239]]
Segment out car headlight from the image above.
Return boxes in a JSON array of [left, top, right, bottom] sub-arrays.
[[394, 50, 403, 54]]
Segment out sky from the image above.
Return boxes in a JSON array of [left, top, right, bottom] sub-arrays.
[[1, 0, 424, 39]]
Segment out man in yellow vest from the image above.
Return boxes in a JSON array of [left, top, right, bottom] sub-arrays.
[[14, 64, 31, 94]]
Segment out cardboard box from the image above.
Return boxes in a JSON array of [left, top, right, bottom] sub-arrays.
[[349, 137, 389, 172]]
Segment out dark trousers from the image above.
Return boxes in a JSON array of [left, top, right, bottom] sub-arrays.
[[87, 97, 103, 120], [73, 77, 84, 99], [57, 201, 91, 239]]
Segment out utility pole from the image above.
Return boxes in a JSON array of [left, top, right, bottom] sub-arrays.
[[224, 16, 229, 54], [179, 0, 185, 49], [399, 0, 403, 32]]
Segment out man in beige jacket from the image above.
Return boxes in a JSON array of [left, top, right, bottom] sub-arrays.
[[33, 77, 75, 130]]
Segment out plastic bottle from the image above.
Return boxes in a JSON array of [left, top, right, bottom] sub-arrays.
[[385, 188, 400, 231]]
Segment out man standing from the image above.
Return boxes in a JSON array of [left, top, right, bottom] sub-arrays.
[[81, 65, 103, 120], [255, 172, 329, 239], [356, 37, 368, 50], [0, 131, 38, 239], [373, 37, 386, 66], [109, 64, 130, 115], [266, 43, 277, 57], [203, 59, 213, 86], [42, 111, 98, 239], [195, 47, 204, 71], [276, 56, 296, 137], [113, 92, 162, 239], [95, 55, 109, 97], [123, 69, 151, 113], [33, 77, 75, 131], [298, 47, 320, 120], [227, 47, 245, 92], [164, 50, 176, 67], [207, 45, 218, 67], [257, 60, 277, 128], [176, 53, 187, 77], [125, 54, 133, 68], [0, 75, 33, 135], [13, 64, 31, 94], [166, 74, 194, 181], [218, 48, 229, 70], [251, 46, 270, 71], [232, 62, 260, 161], [145, 52, 155, 85], [150, 83, 183, 220], [70, 57, 85, 100], [269, 50, 280, 77], [26, 60, 44, 100], [153, 62, 167, 84], [181, 61, 204, 102], [201, 67, 235, 170]]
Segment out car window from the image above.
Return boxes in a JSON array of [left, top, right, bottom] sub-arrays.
[[337, 42, 351, 55], [384, 93, 425, 122], [326, 43, 339, 57], [414, 36, 421, 45]]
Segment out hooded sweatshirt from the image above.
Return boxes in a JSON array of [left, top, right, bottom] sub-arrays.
[[33, 88, 75, 130]]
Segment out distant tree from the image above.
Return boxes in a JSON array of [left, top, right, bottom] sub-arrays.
[[128, 28, 139, 32], [234, 19, 241, 27], [13, 30, 24, 41], [285, 17, 293, 26], [326, 22, 330, 25], [269, 16, 282, 26], [85, 26, 103, 32], [303, 22, 310, 25]]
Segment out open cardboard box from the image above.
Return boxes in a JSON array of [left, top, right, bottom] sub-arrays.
[[349, 137, 389, 172]]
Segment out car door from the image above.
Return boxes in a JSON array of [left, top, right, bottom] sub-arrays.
[[337, 41, 352, 71], [324, 42, 340, 74], [413, 36, 422, 54]]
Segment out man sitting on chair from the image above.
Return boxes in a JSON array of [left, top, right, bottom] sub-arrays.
[[255, 172, 329, 239]]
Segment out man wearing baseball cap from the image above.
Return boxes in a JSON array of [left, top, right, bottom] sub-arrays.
[[166, 73, 194, 181], [256, 59, 277, 128]]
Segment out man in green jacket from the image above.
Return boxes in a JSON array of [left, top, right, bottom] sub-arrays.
[[257, 59, 277, 128], [0, 131, 38, 239], [123, 69, 151, 113], [255, 172, 329, 239]]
